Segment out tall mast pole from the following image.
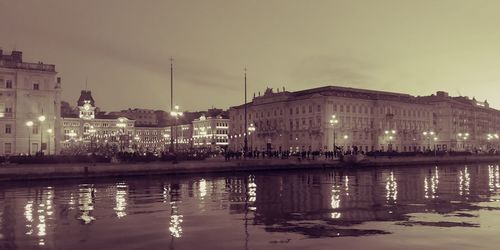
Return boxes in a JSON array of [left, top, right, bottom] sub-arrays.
[[170, 57, 174, 153]]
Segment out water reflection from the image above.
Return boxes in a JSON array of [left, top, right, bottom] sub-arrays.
[[22, 187, 55, 246], [385, 171, 398, 203], [114, 183, 128, 218], [425, 167, 440, 199], [3, 164, 500, 249], [78, 184, 96, 224]]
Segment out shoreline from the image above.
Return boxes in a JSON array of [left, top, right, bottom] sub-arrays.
[[1, 155, 500, 181]]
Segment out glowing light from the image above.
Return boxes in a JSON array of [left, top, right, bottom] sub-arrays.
[[385, 171, 398, 203]]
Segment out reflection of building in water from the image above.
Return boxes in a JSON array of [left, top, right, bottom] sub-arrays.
[[247, 175, 257, 211], [21, 187, 55, 247], [114, 183, 128, 218], [459, 166, 471, 197], [488, 165, 500, 201], [78, 185, 96, 224], [225, 177, 247, 213]]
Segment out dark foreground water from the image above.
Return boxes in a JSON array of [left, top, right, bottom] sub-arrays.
[[2, 164, 500, 250]]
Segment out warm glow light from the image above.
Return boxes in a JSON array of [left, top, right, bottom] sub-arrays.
[[26, 121, 34, 127], [38, 115, 46, 122]]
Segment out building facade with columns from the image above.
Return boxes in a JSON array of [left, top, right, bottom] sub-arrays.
[[229, 86, 435, 153], [0, 50, 62, 156], [61, 90, 135, 152]]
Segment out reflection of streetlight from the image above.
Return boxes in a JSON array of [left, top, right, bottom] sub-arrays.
[[38, 115, 46, 154], [329, 115, 338, 153], [248, 123, 256, 151], [26, 121, 34, 155], [47, 128, 53, 155]]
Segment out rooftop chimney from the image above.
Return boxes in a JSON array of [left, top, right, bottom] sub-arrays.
[[11, 51, 22, 62]]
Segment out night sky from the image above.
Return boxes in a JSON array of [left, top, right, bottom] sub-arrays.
[[2, 0, 500, 111]]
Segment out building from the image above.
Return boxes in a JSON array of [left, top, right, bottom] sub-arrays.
[[418, 91, 500, 152], [192, 114, 230, 151], [0, 49, 61, 155], [108, 108, 162, 126], [61, 90, 135, 152], [229, 86, 435, 153]]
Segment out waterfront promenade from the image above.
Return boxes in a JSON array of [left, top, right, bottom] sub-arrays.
[[2, 154, 500, 181]]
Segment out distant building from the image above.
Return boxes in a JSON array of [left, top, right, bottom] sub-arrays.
[[0, 49, 61, 155], [192, 114, 230, 151], [417, 91, 500, 151], [61, 90, 135, 151], [108, 108, 161, 126]]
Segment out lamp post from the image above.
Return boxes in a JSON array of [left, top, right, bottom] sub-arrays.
[[243, 68, 248, 156], [422, 131, 435, 152], [170, 105, 183, 152], [487, 133, 499, 152], [384, 130, 396, 152], [47, 128, 53, 155], [89, 126, 96, 153], [38, 115, 46, 154], [116, 118, 127, 152], [248, 123, 256, 152], [26, 121, 33, 155], [457, 132, 469, 151], [329, 115, 338, 156]]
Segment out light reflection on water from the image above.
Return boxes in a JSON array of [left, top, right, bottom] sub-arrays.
[[2, 164, 500, 249]]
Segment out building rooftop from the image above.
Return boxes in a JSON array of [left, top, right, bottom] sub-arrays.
[[0, 49, 56, 72]]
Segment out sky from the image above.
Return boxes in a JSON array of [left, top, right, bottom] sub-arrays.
[[2, 0, 500, 112]]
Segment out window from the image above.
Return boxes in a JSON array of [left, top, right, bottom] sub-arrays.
[[4, 143, 12, 154], [5, 124, 11, 134], [6, 80, 12, 89], [6, 107, 12, 113], [33, 83, 39, 90], [32, 125, 39, 135]]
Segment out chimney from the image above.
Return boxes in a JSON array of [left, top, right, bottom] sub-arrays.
[[11, 50, 23, 62]]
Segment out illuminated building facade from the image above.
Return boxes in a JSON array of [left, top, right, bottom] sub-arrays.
[[230, 86, 500, 153], [0, 49, 62, 155], [61, 90, 135, 151], [418, 91, 500, 151], [192, 114, 229, 151], [229, 86, 435, 153]]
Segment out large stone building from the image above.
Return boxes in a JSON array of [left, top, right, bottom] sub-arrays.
[[418, 91, 500, 152], [192, 114, 230, 151], [229, 86, 437, 153], [0, 49, 61, 155], [61, 90, 135, 152]]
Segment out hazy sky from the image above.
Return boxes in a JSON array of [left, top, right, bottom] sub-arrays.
[[2, 0, 500, 111]]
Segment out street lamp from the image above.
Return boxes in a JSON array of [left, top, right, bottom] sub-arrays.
[[457, 132, 469, 151], [89, 126, 96, 153], [170, 105, 183, 152], [116, 118, 127, 152], [422, 131, 435, 152], [38, 115, 46, 154], [384, 130, 397, 152], [329, 115, 339, 155], [26, 121, 34, 155], [47, 128, 53, 155], [248, 123, 256, 152]]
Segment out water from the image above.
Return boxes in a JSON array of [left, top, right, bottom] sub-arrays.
[[1, 164, 500, 250]]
